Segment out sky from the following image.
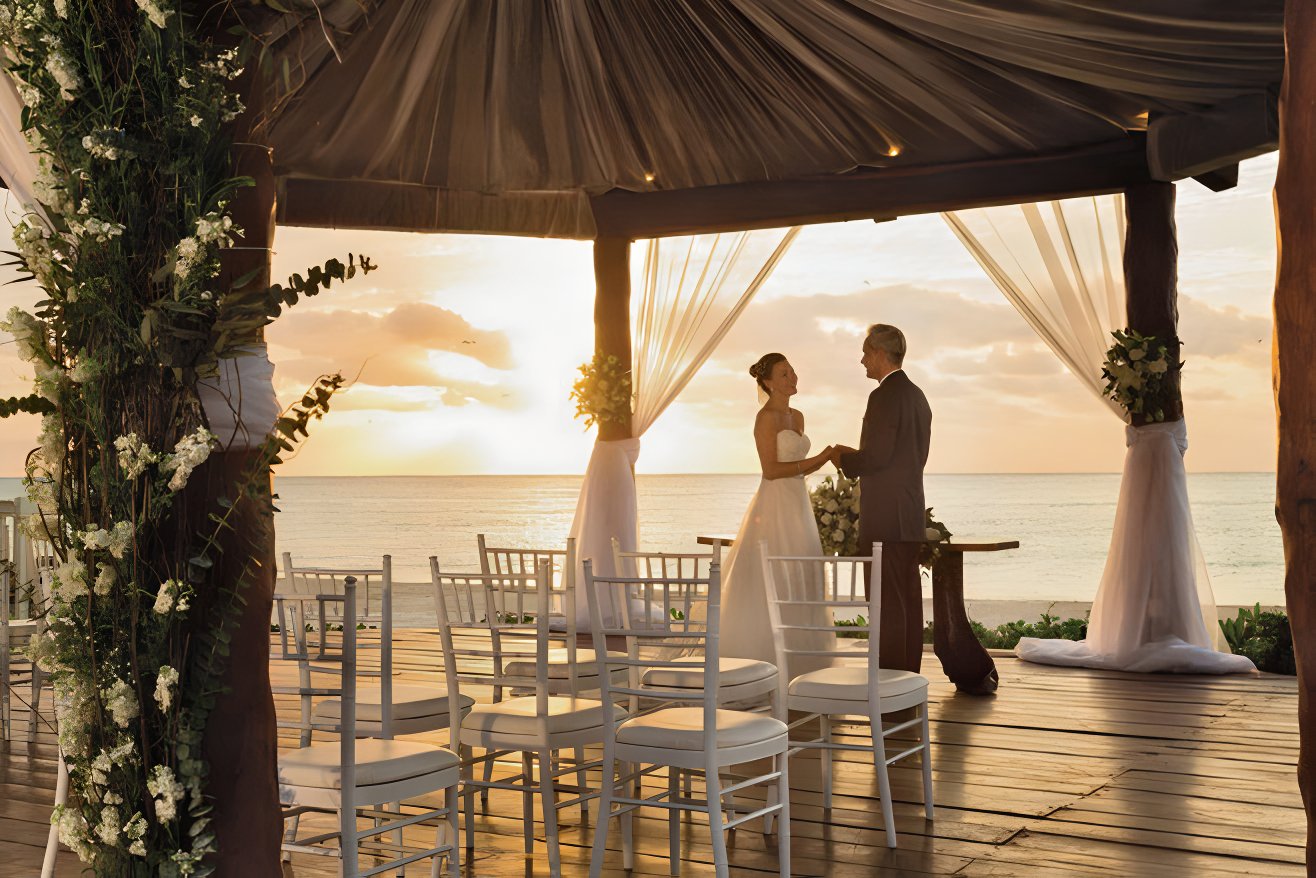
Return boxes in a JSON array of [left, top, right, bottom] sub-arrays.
[[0, 154, 1279, 476]]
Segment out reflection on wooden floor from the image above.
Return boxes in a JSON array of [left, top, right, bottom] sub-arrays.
[[2, 632, 1304, 876]]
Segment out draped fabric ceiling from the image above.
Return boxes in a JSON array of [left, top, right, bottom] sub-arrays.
[[249, 0, 1283, 240]]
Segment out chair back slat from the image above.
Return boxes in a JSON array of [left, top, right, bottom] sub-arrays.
[[431, 560, 557, 749], [762, 542, 884, 701], [477, 535, 577, 656], [274, 557, 394, 738], [584, 561, 722, 740]]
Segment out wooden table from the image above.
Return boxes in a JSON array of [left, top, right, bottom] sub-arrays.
[[695, 534, 1019, 695], [932, 539, 1018, 695]]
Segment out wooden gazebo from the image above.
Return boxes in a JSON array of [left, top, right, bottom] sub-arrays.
[[102, 1, 1316, 872]]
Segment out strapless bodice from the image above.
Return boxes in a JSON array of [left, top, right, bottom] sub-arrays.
[[777, 429, 811, 464]]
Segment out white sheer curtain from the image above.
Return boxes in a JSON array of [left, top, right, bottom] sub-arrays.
[[570, 228, 799, 629], [944, 196, 1251, 673]]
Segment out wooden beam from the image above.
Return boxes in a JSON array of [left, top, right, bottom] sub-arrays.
[[593, 237, 633, 441], [589, 139, 1152, 239], [1148, 92, 1277, 182], [1274, 0, 1316, 865], [1191, 163, 1240, 192], [207, 122, 282, 876], [1123, 181, 1183, 424]]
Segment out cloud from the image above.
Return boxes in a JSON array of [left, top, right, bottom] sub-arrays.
[[266, 302, 520, 408], [1178, 295, 1271, 360]]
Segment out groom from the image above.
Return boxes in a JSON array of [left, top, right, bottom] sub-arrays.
[[831, 324, 932, 673]]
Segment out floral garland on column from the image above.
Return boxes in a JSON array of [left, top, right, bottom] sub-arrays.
[[0, 2, 368, 874]]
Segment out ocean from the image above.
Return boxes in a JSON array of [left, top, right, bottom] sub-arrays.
[[263, 472, 1283, 607], [0, 472, 1282, 612]]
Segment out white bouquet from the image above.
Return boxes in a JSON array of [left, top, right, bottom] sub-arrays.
[[810, 475, 861, 555]]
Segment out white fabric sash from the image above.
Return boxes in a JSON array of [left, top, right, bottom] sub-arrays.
[[198, 346, 281, 451]]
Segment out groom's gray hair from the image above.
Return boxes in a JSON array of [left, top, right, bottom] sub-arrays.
[[864, 324, 906, 365]]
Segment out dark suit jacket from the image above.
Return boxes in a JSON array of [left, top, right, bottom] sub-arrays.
[[838, 370, 932, 544]]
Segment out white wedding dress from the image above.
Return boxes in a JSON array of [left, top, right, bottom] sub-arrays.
[[719, 430, 835, 676]]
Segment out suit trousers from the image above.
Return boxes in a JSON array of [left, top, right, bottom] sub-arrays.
[[867, 541, 923, 673]]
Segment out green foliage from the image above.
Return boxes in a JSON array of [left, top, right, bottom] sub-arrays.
[[1101, 328, 1179, 422], [922, 612, 1089, 650], [834, 615, 868, 639], [0, 393, 55, 418], [1220, 603, 1295, 675]]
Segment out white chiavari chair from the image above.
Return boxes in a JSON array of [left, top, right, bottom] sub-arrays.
[[762, 543, 934, 847], [275, 577, 460, 877], [585, 559, 791, 878], [432, 560, 614, 875]]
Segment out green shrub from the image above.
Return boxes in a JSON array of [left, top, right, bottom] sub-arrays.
[[1221, 604, 1295, 675], [919, 612, 1088, 650]]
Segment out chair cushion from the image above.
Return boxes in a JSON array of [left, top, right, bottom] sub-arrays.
[[279, 739, 458, 789], [616, 708, 786, 751], [462, 696, 617, 738], [641, 656, 776, 690], [313, 684, 474, 722], [787, 666, 927, 702], [504, 648, 626, 680]]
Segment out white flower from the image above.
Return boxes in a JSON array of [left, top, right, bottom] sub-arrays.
[[820, 512, 833, 525], [129, 839, 147, 857], [104, 677, 139, 728], [174, 236, 201, 279], [44, 47, 82, 100], [831, 529, 845, 542], [162, 427, 216, 491], [15, 78, 41, 108], [154, 665, 179, 711], [108, 521, 135, 559], [134, 0, 173, 28], [1128, 347, 1145, 361], [154, 579, 182, 615], [94, 563, 116, 596], [95, 805, 121, 845], [148, 765, 185, 822], [190, 114, 202, 127], [1147, 358, 1169, 374], [54, 0, 67, 17], [53, 559, 88, 602], [83, 527, 111, 550], [824, 499, 839, 513], [178, 74, 191, 89], [115, 433, 159, 478]]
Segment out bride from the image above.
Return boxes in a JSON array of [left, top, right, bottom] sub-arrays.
[[718, 353, 838, 675]]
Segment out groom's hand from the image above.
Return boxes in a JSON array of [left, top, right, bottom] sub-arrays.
[[832, 445, 856, 467]]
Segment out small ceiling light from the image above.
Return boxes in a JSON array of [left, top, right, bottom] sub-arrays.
[[643, 171, 656, 182], [886, 146, 901, 157]]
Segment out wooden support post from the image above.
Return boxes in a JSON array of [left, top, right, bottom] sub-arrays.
[[1274, 0, 1316, 864], [1123, 180, 1184, 422], [593, 236, 633, 441], [203, 138, 282, 875]]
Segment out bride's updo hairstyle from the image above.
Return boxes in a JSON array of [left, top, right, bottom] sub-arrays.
[[749, 352, 787, 393]]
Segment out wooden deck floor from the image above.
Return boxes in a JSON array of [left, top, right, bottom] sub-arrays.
[[0, 632, 1304, 876]]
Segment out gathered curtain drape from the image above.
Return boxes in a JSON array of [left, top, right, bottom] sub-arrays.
[[944, 196, 1249, 672], [570, 228, 799, 629]]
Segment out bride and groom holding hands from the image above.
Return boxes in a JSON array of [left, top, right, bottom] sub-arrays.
[[717, 323, 933, 676]]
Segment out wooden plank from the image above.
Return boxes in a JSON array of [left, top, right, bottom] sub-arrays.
[[589, 139, 1151, 238]]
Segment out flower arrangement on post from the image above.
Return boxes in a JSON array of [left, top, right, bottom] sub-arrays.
[[1101, 328, 1179, 423], [0, 3, 371, 873], [810, 475, 860, 556], [570, 352, 633, 430]]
